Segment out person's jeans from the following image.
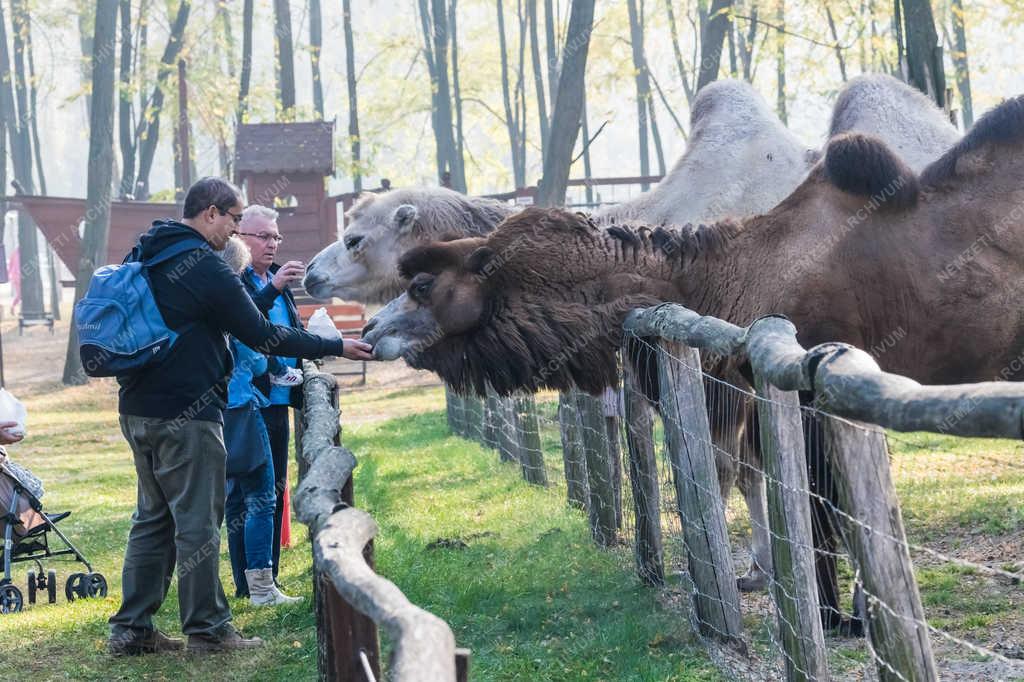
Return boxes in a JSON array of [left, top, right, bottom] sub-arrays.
[[260, 405, 290, 578], [225, 462, 277, 597], [109, 416, 231, 637]]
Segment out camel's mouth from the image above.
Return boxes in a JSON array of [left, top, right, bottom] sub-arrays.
[[362, 293, 443, 362]]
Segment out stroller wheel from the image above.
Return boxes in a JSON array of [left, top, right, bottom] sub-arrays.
[[47, 570, 57, 604], [65, 573, 85, 602], [85, 573, 108, 598], [0, 584, 23, 614], [27, 571, 36, 605]]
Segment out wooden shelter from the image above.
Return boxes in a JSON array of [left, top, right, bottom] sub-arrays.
[[233, 120, 338, 264]]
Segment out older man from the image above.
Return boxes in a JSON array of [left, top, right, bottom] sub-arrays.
[[236, 205, 306, 587]]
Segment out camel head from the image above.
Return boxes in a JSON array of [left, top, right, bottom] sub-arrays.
[[303, 187, 513, 303], [363, 208, 686, 396]]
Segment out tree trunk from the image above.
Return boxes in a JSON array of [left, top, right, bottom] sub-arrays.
[[309, 0, 324, 119], [419, 0, 465, 192], [77, 4, 93, 119], [24, 9, 60, 320], [515, 0, 527, 187], [898, 0, 945, 107], [238, 0, 254, 123], [527, 0, 548, 158], [696, 0, 733, 91], [949, 0, 972, 126], [496, 0, 525, 188], [543, 0, 558, 102], [450, 0, 465, 182], [64, 0, 118, 385], [273, 0, 296, 117], [825, 6, 847, 81], [133, 0, 190, 200], [216, 1, 234, 177], [342, 0, 361, 191], [737, 2, 758, 82], [581, 93, 594, 205], [664, 0, 695, 105], [117, 0, 136, 197], [536, 0, 595, 208], [627, 0, 650, 189], [8, 0, 43, 318], [775, 0, 787, 124]]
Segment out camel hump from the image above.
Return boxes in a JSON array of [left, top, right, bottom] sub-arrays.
[[824, 132, 919, 210]]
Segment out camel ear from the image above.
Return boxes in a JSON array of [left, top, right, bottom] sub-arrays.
[[466, 247, 496, 277], [392, 204, 419, 234]]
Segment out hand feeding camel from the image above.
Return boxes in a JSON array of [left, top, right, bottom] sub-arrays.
[[362, 94, 1024, 629], [305, 75, 963, 592]]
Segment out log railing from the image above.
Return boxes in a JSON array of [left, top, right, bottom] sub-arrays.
[[295, 361, 468, 681]]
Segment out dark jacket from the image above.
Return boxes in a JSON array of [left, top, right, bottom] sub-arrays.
[[241, 263, 304, 409], [117, 220, 344, 423]]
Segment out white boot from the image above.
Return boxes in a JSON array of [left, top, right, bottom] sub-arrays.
[[245, 568, 303, 607]]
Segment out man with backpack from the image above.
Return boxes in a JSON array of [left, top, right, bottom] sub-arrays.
[[101, 177, 373, 656]]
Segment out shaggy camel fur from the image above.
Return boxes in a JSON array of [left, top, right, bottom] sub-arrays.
[[363, 94, 1024, 628]]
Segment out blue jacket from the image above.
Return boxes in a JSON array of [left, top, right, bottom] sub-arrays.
[[226, 338, 282, 410]]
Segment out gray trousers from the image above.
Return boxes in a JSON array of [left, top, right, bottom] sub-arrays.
[[109, 415, 231, 637]]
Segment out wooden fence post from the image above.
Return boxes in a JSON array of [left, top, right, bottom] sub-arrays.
[[514, 394, 548, 486], [463, 395, 485, 444], [575, 391, 618, 547], [445, 385, 458, 435], [448, 389, 467, 437], [483, 388, 500, 450], [753, 375, 828, 682], [602, 386, 624, 529], [558, 391, 589, 509], [824, 417, 938, 682], [622, 355, 665, 586], [656, 340, 743, 644]]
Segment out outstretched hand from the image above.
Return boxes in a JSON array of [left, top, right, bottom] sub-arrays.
[[343, 339, 375, 361], [0, 421, 24, 445]]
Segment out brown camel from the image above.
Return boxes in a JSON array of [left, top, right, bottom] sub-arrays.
[[363, 95, 1024, 629]]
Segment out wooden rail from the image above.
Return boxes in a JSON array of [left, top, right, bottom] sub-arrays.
[[294, 361, 466, 681]]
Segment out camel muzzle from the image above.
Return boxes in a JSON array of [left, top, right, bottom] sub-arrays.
[[363, 294, 442, 362]]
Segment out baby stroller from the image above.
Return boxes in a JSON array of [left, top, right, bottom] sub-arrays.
[[1, 450, 106, 614]]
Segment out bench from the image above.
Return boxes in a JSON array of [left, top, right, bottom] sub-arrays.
[[18, 314, 54, 335], [296, 303, 368, 384]]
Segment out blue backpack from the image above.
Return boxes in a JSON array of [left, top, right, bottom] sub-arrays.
[[75, 238, 210, 377]]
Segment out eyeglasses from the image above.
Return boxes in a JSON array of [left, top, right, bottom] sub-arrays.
[[238, 232, 284, 244], [218, 208, 243, 224]]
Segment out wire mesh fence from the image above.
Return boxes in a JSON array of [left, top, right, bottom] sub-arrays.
[[442, 313, 1024, 681]]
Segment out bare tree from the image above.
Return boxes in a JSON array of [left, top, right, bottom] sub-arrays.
[[543, 0, 558, 101], [418, 0, 466, 191], [496, 0, 525, 187], [64, 0, 119, 384], [696, 0, 734, 91], [133, 0, 191, 200], [948, 0, 972, 126], [310, 0, 324, 119], [118, 0, 134, 196], [6, 0, 43, 318], [238, 0, 254, 123], [273, 0, 296, 116], [342, 0, 361, 191], [664, 0, 695, 105], [775, 0, 786, 123], [527, 0, 549, 156], [736, 1, 759, 81], [450, 0, 465, 177], [825, 5, 848, 81], [897, 0, 946, 107], [627, 0, 665, 186], [536, 0, 596, 208], [216, 1, 234, 176]]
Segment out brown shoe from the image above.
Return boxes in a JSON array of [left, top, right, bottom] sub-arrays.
[[187, 624, 264, 654], [108, 629, 184, 656]]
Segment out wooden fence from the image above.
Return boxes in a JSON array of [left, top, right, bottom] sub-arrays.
[[294, 361, 470, 681], [441, 303, 1024, 681]]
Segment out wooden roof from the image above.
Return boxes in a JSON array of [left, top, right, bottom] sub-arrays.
[[234, 121, 335, 176]]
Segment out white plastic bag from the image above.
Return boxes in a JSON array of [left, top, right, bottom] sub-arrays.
[[0, 388, 27, 439], [307, 307, 342, 341]]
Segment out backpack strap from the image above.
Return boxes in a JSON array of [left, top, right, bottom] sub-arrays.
[[141, 237, 211, 268]]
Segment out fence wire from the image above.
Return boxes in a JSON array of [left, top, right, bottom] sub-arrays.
[[446, 331, 1024, 681]]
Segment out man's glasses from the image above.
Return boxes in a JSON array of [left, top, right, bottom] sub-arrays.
[[238, 232, 284, 244], [218, 208, 243, 224]]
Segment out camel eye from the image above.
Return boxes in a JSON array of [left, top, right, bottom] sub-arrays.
[[409, 276, 434, 302], [344, 235, 364, 251]]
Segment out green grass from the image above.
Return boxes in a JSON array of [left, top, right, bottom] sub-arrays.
[[0, 381, 718, 681]]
